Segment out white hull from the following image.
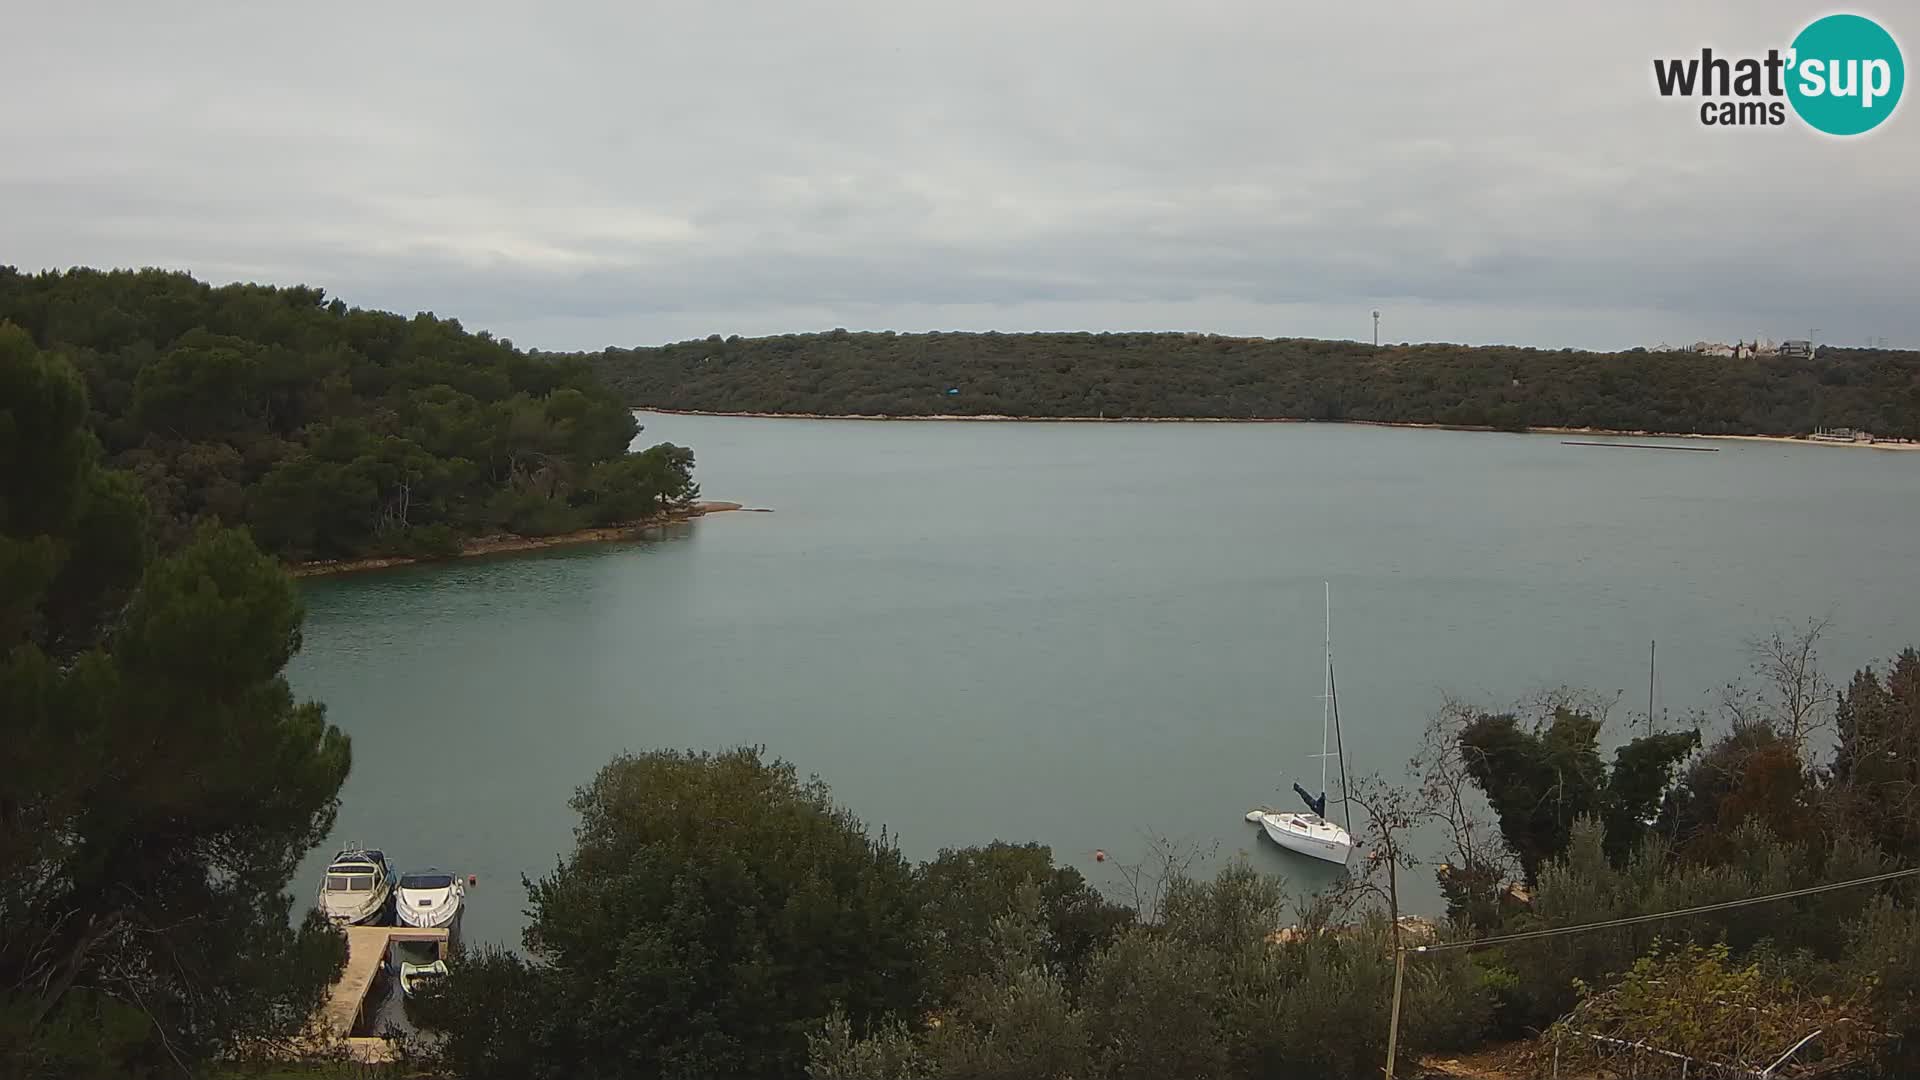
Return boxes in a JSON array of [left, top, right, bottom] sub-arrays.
[[394, 873, 465, 930], [317, 847, 394, 926], [319, 889, 390, 925], [399, 960, 448, 998], [395, 895, 462, 929], [1247, 584, 1355, 868], [1259, 813, 1353, 865]]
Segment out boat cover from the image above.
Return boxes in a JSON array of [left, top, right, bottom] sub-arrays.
[[1292, 782, 1327, 818]]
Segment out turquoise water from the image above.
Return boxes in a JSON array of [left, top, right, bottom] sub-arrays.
[[290, 415, 1920, 945]]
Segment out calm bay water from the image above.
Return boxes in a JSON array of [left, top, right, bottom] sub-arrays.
[[290, 415, 1920, 945]]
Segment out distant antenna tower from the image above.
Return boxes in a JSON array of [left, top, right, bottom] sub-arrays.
[[1372, 310, 1381, 349]]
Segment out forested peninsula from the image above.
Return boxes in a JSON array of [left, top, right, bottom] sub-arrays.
[[587, 331, 1920, 439], [0, 267, 698, 565]]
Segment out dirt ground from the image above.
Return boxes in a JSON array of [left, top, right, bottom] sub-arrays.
[[1418, 1042, 1542, 1079]]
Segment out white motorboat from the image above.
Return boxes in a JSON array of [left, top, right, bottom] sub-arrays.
[[1256, 584, 1355, 865], [394, 869, 465, 930], [317, 847, 394, 925]]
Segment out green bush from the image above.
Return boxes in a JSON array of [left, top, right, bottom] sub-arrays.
[[419, 748, 925, 1080], [810, 862, 1491, 1080], [390, 523, 464, 558]]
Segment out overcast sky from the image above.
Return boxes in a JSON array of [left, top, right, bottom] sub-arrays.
[[3, 2, 1915, 351]]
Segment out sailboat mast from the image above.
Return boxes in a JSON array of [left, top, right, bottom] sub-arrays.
[[1321, 582, 1332, 795], [1331, 656, 1352, 832]]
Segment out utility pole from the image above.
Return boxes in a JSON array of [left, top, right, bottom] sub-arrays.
[[1647, 640, 1656, 736], [1384, 947, 1407, 1076]]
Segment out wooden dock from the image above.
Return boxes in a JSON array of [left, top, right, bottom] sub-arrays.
[[307, 925, 449, 1060]]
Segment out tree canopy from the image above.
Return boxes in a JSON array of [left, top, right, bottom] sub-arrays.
[[1, 327, 351, 1076], [810, 864, 1489, 1080], [1829, 650, 1920, 864], [417, 750, 1485, 1080], [0, 266, 698, 563], [589, 330, 1920, 438], [1457, 707, 1699, 883], [1422, 625, 1920, 1071], [914, 841, 1133, 1002], [414, 747, 927, 1080]]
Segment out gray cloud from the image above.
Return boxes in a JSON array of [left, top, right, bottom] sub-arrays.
[[3, 1, 1914, 351]]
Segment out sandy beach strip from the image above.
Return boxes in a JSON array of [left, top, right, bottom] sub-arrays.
[[635, 408, 1920, 451]]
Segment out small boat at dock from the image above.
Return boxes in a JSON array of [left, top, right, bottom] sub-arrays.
[[394, 869, 465, 930], [399, 958, 448, 998], [392, 938, 449, 998]]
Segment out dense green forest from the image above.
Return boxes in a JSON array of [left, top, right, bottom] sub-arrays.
[[588, 330, 1920, 438], [0, 267, 697, 563], [4, 329, 352, 1075]]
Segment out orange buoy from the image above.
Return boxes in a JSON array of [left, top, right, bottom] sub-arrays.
[[1094, 849, 1106, 862]]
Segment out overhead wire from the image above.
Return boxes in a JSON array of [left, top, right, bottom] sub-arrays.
[[1409, 866, 1920, 954]]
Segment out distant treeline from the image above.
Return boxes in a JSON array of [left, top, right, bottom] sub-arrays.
[[586, 331, 1920, 438], [0, 267, 697, 562]]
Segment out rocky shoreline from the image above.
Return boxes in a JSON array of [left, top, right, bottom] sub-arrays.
[[287, 501, 746, 579]]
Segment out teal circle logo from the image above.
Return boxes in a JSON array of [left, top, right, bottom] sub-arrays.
[[1787, 14, 1904, 135]]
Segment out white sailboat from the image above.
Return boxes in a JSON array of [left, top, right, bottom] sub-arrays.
[[1255, 584, 1354, 865]]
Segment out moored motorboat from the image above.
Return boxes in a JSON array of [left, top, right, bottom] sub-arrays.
[[316, 847, 394, 925], [394, 869, 465, 930]]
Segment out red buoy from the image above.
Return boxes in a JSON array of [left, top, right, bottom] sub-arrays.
[[1094, 849, 1106, 862]]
